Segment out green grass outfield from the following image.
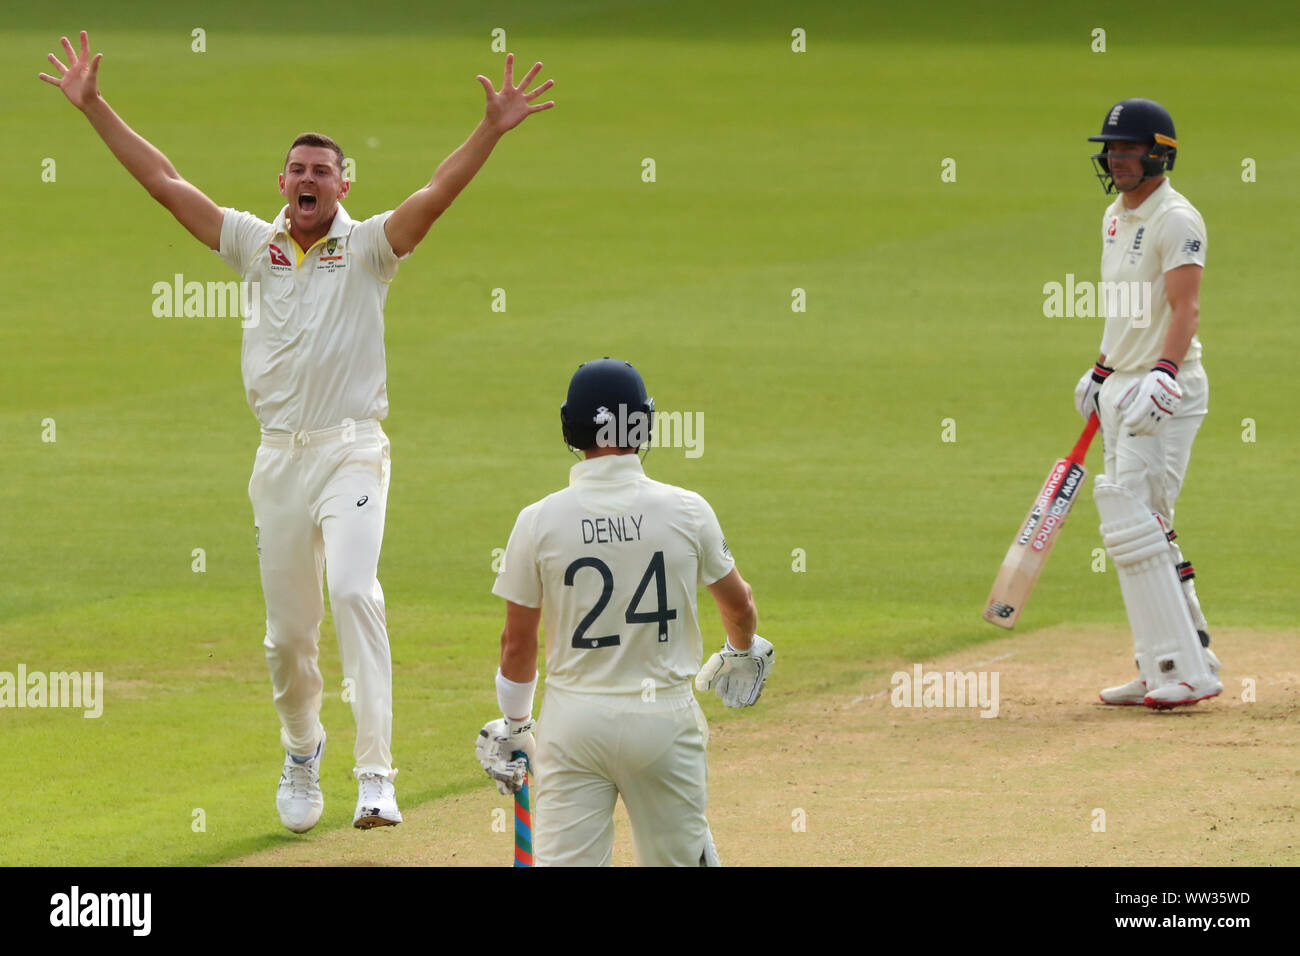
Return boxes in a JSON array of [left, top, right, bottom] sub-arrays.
[[1, 0, 1296, 865]]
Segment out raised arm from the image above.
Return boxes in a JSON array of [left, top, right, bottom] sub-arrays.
[[40, 31, 223, 251], [384, 53, 555, 258]]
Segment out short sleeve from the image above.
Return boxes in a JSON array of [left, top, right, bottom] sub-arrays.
[[349, 211, 407, 282], [216, 208, 271, 276], [492, 504, 543, 608], [1158, 206, 1207, 273], [694, 494, 736, 587]]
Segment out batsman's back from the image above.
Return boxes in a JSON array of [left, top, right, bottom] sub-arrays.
[[492, 456, 735, 697]]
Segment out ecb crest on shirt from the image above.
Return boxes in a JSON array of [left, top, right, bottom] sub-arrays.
[[1127, 226, 1145, 265]]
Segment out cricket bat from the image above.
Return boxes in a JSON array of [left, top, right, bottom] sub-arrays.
[[512, 751, 533, 867], [983, 413, 1100, 629]]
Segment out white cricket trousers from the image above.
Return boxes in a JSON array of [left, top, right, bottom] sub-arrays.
[[533, 684, 719, 867], [248, 419, 394, 780], [1098, 363, 1209, 527]]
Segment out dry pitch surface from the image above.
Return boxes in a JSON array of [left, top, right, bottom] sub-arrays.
[[226, 626, 1298, 866]]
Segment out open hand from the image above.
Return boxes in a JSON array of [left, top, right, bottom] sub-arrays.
[[39, 30, 102, 111], [477, 53, 554, 134]]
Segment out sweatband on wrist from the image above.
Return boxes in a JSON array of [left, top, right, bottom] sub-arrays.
[[1153, 359, 1179, 378], [496, 669, 537, 720], [1090, 361, 1114, 384]]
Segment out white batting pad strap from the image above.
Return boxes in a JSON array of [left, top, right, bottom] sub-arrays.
[[1094, 476, 1213, 692], [1105, 521, 1175, 567]]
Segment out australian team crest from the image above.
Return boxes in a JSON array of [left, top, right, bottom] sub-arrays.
[[317, 236, 347, 272]]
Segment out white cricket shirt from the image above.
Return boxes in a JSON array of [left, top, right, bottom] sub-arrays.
[[216, 204, 406, 432], [492, 454, 736, 696], [1098, 179, 1207, 372]]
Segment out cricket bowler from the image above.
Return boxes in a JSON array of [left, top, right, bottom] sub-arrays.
[[40, 31, 555, 830], [475, 358, 774, 865], [1074, 97, 1223, 708]]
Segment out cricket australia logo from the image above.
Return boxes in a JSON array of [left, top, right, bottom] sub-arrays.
[[317, 236, 347, 273]]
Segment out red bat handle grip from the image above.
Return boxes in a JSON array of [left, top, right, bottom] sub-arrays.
[[1068, 413, 1101, 465]]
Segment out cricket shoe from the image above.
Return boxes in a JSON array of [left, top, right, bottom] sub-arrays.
[[277, 733, 325, 833], [1100, 648, 1220, 706], [353, 772, 402, 829], [1099, 675, 1147, 706], [1144, 675, 1223, 710]]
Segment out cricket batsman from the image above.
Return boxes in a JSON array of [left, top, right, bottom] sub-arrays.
[[41, 31, 555, 830], [475, 359, 774, 865], [1074, 98, 1223, 708]]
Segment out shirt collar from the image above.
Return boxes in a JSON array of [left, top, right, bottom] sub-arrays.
[[272, 203, 354, 243], [569, 453, 646, 486], [1119, 178, 1172, 221]]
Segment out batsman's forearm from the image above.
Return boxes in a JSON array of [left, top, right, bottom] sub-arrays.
[[1161, 303, 1199, 365], [500, 631, 538, 686], [720, 602, 758, 650], [80, 95, 181, 198]]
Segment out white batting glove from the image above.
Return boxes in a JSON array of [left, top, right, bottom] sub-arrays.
[[1117, 360, 1181, 435], [475, 716, 536, 795], [695, 635, 775, 707], [1073, 361, 1112, 421]]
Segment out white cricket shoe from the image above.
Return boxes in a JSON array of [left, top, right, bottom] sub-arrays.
[[1099, 675, 1147, 705], [277, 733, 325, 833], [353, 772, 402, 829], [1101, 647, 1221, 706], [1144, 676, 1223, 709]]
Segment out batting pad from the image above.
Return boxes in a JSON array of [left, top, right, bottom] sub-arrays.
[[1095, 476, 1214, 692]]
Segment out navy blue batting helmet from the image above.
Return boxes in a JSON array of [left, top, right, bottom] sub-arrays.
[[560, 358, 654, 452], [1088, 98, 1178, 194]]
